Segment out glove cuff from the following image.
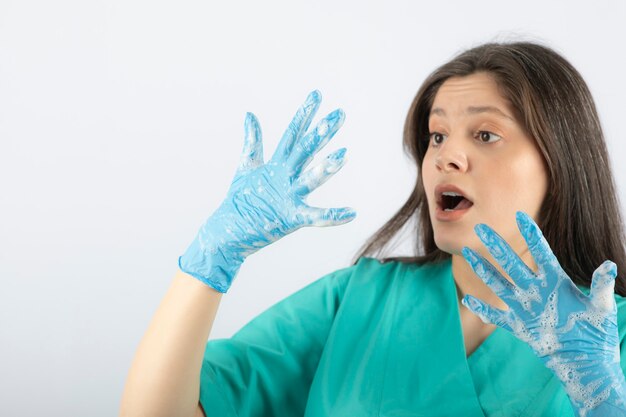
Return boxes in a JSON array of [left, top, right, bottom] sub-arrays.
[[178, 238, 244, 293]]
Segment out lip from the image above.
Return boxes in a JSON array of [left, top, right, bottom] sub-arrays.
[[434, 183, 474, 222]]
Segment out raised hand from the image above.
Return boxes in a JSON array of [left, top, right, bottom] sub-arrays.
[[461, 211, 626, 417], [178, 91, 356, 293]]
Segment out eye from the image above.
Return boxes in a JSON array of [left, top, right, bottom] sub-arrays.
[[476, 131, 502, 143], [428, 132, 447, 145]]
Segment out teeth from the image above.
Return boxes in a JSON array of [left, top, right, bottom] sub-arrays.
[[442, 191, 463, 197]]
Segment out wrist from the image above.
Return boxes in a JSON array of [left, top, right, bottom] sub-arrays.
[[179, 238, 245, 293]]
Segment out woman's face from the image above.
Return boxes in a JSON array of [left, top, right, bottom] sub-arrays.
[[421, 72, 548, 262]]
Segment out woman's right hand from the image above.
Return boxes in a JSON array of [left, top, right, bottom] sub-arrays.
[[178, 90, 357, 293]]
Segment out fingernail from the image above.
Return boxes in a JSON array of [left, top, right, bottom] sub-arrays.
[[606, 260, 617, 276], [329, 148, 347, 161], [317, 110, 345, 137], [327, 108, 345, 124], [306, 90, 322, 106], [463, 296, 481, 312], [341, 208, 357, 220], [599, 260, 617, 277], [244, 112, 254, 131]]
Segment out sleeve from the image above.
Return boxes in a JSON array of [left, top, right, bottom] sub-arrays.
[[198, 264, 355, 417]]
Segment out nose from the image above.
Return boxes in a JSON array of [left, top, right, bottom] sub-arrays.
[[434, 139, 468, 173]]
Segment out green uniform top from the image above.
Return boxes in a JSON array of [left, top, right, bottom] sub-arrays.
[[198, 257, 626, 416]]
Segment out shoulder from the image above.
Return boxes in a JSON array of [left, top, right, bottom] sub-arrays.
[[292, 257, 451, 312], [350, 256, 450, 273], [337, 256, 451, 294], [352, 256, 451, 277]]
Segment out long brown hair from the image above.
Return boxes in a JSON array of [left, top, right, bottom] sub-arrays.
[[353, 41, 626, 296]]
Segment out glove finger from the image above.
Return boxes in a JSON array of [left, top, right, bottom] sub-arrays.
[[590, 260, 618, 311], [298, 205, 356, 227], [293, 148, 347, 196], [462, 247, 527, 310], [271, 90, 321, 164], [237, 112, 264, 173], [462, 294, 514, 333], [287, 109, 345, 177], [475, 222, 536, 289], [515, 211, 562, 274]]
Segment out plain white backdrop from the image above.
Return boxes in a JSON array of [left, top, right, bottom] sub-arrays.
[[1, 0, 625, 415]]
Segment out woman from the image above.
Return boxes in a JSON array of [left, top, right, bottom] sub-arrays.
[[119, 42, 626, 417]]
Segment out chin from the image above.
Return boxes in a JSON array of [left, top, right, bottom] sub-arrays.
[[433, 231, 483, 257], [433, 236, 463, 256]]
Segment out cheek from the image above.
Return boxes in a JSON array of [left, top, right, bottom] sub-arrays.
[[483, 151, 548, 216], [510, 154, 547, 201], [420, 158, 437, 203]]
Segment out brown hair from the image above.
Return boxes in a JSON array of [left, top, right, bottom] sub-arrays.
[[353, 41, 626, 296]]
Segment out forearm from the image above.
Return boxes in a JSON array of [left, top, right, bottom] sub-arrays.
[[119, 270, 222, 417]]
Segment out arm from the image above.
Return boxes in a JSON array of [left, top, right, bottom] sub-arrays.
[[119, 270, 221, 417], [119, 90, 355, 417]]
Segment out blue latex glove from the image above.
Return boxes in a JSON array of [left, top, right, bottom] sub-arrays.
[[179, 90, 356, 293], [461, 211, 626, 417]]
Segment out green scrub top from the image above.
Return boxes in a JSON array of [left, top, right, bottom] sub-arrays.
[[198, 257, 626, 416]]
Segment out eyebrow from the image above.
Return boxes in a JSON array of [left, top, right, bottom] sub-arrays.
[[430, 106, 514, 121]]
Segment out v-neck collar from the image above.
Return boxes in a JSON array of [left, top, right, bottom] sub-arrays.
[[441, 258, 490, 414], [440, 258, 560, 416], [441, 258, 504, 359]]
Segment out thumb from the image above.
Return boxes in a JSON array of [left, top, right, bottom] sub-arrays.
[[237, 112, 264, 172], [298, 206, 357, 227], [589, 260, 618, 311]]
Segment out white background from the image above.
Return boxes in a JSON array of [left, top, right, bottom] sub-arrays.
[[1, 0, 625, 415]]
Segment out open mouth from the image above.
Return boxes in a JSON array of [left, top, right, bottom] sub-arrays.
[[438, 192, 474, 212]]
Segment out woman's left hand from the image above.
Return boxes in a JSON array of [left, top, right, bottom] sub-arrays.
[[462, 211, 626, 417]]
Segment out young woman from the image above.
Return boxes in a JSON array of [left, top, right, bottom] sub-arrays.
[[120, 42, 626, 417]]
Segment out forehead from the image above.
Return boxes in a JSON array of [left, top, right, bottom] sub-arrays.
[[431, 72, 513, 115]]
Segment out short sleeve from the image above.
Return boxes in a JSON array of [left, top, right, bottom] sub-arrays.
[[198, 264, 355, 417]]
